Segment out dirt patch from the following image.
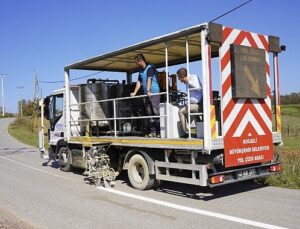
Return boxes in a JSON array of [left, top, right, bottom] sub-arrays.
[[0, 208, 36, 229]]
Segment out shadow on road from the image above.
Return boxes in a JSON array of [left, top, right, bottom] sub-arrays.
[[116, 172, 267, 201], [153, 180, 267, 201], [42, 160, 60, 169], [38, 159, 267, 201]]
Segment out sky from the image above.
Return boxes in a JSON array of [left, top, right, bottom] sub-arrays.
[[0, 0, 299, 113]]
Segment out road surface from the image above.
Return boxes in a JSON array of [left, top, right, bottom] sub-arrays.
[[0, 118, 299, 229]]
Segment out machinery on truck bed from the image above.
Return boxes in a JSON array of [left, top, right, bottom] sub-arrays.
[[39, 22, 284, 189]]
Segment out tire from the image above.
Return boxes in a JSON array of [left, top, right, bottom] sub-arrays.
[[58, 146, 72, 172], [153, 179, 164, 189], [127, 154, 155, 190]]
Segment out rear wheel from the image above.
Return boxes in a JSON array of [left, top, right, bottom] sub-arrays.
[[127, 154, 155, 190], [58, 146, 72, 172]]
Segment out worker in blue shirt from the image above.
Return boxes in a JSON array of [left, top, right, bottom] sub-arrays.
[[177, 67, 203, 138], [131, 54, 160, 137]]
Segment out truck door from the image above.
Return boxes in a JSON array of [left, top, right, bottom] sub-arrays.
[[46, 93, 65, 144]]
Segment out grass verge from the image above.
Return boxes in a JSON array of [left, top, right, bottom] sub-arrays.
[[8, 116, 44, 147], [258, 146, 300, 189]]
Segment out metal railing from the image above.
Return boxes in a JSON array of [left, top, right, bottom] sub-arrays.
[[69, 92, 167, 137], [187, 87, 203, 138]]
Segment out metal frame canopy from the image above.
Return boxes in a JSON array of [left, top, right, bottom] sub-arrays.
[[63, 22, 222, 147], [65, 23, 217, 73]]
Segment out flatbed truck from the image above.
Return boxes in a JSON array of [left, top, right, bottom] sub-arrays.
[[39, 22, 284, 189]]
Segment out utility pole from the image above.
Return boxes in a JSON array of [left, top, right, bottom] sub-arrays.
[[0, 74, 7, 116], [34, 71, 38, 100], [17, 86, 24, 117], [40, 87, 43, 98]]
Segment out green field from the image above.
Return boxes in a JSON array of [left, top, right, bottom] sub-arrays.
[[281, 104, 300, 118], [262, 104, 300, 188]]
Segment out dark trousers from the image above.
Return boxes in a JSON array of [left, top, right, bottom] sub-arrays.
[[144, 95, 160, 134]]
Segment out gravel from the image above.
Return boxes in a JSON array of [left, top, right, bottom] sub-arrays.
[[0, 208, 36, 229]]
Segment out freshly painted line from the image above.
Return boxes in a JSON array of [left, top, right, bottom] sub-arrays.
[[0, 156, 72, 181], [0, 155, 287, 229], [97, 187, 287, 229]]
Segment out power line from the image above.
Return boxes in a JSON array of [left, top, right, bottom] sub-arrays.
[[39, 1, 253, 83], [38, 71, 102, 84], [209, 0, 253, 23]]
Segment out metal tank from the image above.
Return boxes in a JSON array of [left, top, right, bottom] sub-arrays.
[[79, 79, 115, 136], [79, 79, 147, 136]]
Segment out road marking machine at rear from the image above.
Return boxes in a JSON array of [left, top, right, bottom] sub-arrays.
[[39, 22, 285, 190]]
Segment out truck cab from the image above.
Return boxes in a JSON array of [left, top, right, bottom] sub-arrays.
[[39, 87, 79, 161]]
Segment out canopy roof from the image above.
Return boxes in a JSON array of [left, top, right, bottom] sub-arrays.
[[66, 23, 219, 73]]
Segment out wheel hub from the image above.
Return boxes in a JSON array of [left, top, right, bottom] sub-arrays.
[[132, 163, 145, 184]]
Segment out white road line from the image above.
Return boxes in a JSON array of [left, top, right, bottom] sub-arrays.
[[0, 155, 287, 229], [0, 156, 72, 181], [98, 187, 287, 229]]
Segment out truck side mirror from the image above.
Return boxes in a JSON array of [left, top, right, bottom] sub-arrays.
[[44, 96, 50, 120]]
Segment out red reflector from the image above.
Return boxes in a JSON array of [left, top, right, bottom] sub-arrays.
[[210, 175, 225, 184], [269, 164, 281, 172]]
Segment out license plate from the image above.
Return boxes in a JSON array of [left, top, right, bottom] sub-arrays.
[[237, 169, 256, 178]]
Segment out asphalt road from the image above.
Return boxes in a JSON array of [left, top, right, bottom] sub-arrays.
[[0, 118, 299, 229]]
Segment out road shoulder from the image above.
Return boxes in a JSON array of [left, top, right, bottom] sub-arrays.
[[0, 207, 36, 229]]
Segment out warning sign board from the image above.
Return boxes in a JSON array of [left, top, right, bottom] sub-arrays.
[[231, 44, 267, 99], [220, 27, 274, 168], [224, 109, 274, 167]]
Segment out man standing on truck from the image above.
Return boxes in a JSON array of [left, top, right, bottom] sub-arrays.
[[177, 67, 202, 138], [130, 54, 160, 137]]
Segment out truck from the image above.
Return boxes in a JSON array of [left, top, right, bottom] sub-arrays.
[[39, 22, 284, 189]]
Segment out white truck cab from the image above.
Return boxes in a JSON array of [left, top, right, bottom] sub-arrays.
[[39, 87, 79, 160]]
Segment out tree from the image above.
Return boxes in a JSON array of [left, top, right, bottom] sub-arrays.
[[18, 99, 39, 117], [280, 92, 300, 105]]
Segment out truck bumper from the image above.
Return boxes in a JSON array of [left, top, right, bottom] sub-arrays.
[[208, 162, 281, 187]]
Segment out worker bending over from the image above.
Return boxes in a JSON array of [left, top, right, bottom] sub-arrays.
[[177, 67, 202, 138]]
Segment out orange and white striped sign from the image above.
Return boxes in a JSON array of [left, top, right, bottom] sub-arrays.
[[221, 27, 274, 168]]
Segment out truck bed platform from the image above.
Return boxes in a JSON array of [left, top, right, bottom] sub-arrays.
[[69, 132, 281, 150], [69, 136, 204, 150]]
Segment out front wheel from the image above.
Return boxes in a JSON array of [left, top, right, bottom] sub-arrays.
[[127, 154, 155, 190], [58, 146, 72, 172]]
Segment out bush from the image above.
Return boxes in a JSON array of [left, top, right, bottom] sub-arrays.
[[258, 148, 300, 189]]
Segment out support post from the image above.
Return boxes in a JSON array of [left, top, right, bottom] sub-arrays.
[[0, 74, 7, 116], [186, 36, 191, 139], [273, 53, 281, 133], [201, 27, 212, 151], [165, 42, 169, 138], [1, 76, 4, 116], [191, 151, 197, 179], [39, 99, 45, 152], [64, 68, 71, 140], [164, 150, 171, 176], [126, 72, 132, 85], [113, 100, 117, 137]]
